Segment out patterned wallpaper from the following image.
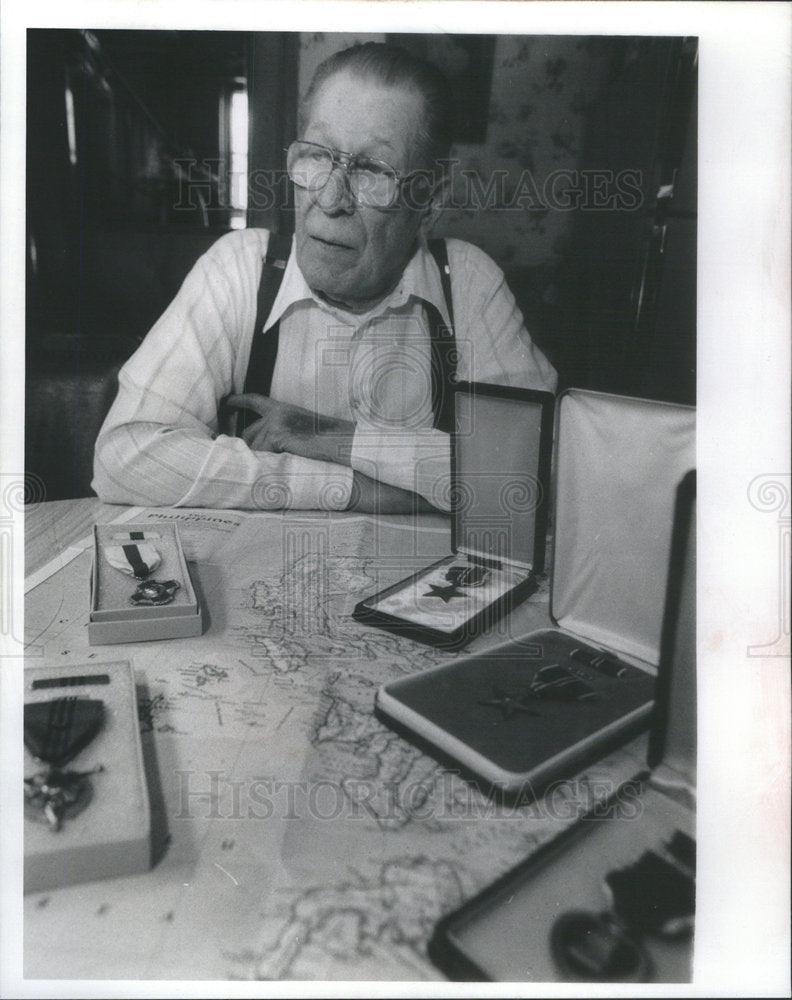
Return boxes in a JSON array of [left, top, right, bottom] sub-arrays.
[[297, 33, 616, 270]]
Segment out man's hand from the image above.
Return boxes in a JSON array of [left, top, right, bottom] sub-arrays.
[[226, 394, 442, 514], [225, 393, 354, 466]]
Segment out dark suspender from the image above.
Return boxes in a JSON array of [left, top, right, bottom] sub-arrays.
[[425, 237, 457, 434], [238, 234, 457, 433], [232, 232, 292, 435]]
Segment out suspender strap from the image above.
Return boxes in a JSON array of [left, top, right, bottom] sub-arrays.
[[238, 233, 457, 434], [427, 237, 455, 330], [244, 231, 292, 397], [426, 237, 457, 434], [233, 232, 292, 435]]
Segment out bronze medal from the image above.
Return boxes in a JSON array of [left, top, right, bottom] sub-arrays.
[[129, 578, 180, 606], [24, 697, 105, 832]]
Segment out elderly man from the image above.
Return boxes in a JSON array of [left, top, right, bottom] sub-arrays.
[[93, 42, 557, 513]]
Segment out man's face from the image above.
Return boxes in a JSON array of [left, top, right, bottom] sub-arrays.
[[294, 69, 429, 310]]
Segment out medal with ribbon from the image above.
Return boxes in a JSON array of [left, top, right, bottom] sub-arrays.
[[103, 530, 180, 606], [24, 697, 106, 831], [549, 830, 695, 981]]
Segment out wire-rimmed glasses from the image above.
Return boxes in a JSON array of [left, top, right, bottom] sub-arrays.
[[286, 140, 428, 209]]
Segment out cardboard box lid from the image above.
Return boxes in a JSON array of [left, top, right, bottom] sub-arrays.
[[648, 470, 696, 789], [551, 389, 695, 667], [451, 382, 555, 574]]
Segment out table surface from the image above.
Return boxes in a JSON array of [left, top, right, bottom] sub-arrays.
[[22, 498, 648, 982]]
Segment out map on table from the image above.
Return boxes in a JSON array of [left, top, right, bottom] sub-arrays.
[[23, 508, 644, 982]]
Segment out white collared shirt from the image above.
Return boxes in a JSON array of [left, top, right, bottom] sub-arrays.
[[93, 228, 556, 511]]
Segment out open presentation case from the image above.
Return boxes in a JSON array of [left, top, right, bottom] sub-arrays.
[[428, 471, 697, 983], [375, 389, 695, 800], [353, 381, 555, 649]]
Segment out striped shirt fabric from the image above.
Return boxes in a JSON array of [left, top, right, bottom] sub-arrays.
[[92, 229, 557, 511]]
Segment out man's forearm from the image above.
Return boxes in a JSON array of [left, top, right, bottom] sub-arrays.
[[227, 393, 354, 466], [346, 470, 440, 514], [284, 411, 354, 467], [278, 420, 442, 513], [93, 420, 354, 510], [226, 393, 446, 512]]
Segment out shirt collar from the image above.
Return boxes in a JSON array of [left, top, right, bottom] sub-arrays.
[[262, 233, 452, 332]]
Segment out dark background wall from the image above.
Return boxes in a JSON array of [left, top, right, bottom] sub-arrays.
[[25, 29, 696, 499], [26, 29, 249, 350], [296, 32, 697, 401]]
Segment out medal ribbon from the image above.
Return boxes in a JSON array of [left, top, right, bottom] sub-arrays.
[[104, 541, 162, 579], [24, 697, 105, 768]]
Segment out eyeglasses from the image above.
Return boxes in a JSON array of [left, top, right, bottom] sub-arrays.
[[286, 140, 428, 209]]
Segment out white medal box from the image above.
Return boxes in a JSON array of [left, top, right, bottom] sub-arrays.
[[89, 521, 202, 644], [24, 661, 152, 893]]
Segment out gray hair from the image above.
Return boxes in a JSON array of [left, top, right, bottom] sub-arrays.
[[299, 41, 455, 171]]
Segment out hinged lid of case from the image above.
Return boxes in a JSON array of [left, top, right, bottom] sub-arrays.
[[551, 389, 695, 666], [451, 382, 555, 574], [648, 470, 696, 791]]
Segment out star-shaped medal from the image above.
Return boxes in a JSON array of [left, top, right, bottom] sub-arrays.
[[478, 686, 541, 719], [423, 582, 465, 603]]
